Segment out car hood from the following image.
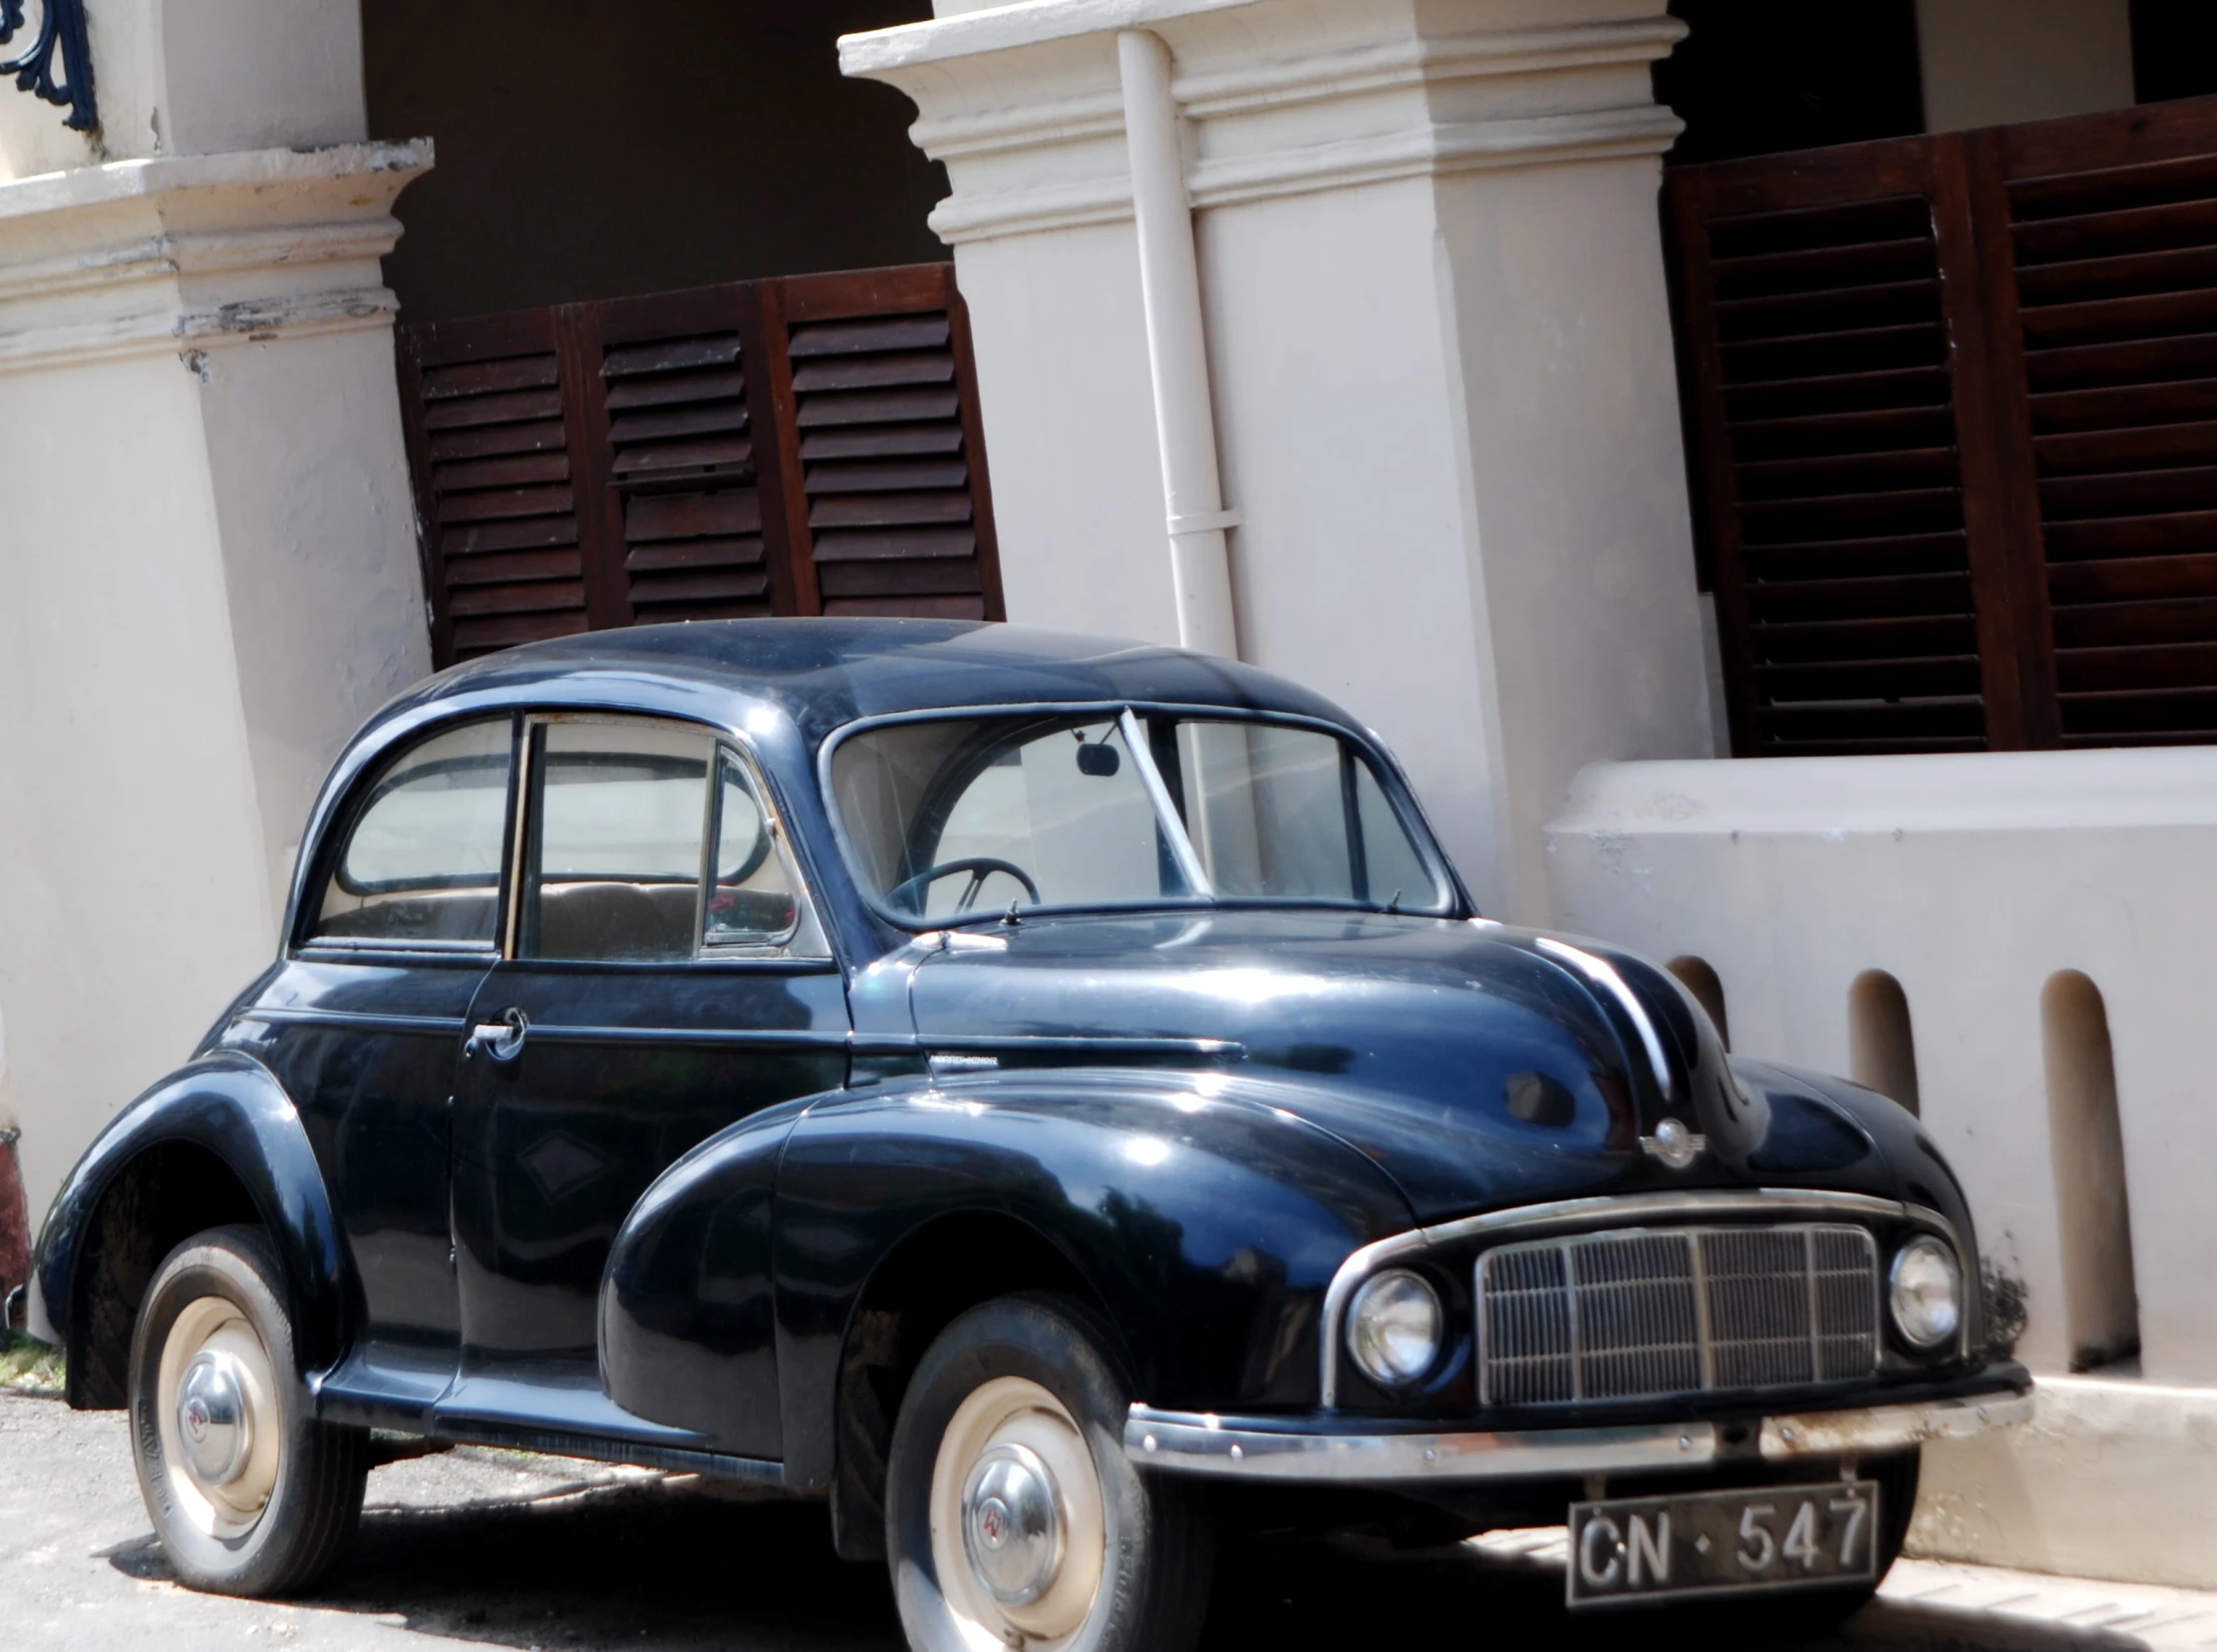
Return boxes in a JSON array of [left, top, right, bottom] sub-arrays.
[[905, 909, 1906, 1223]]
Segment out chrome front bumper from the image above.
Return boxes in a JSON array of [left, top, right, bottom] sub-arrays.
[[1124, 1388, 2033, 1483]]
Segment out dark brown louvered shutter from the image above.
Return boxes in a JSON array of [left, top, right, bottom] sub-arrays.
[[572, 286, 792, 626], [1668, 145, 2003, 755], [397, 312, 591, 662], [1669, 95, 2217, 754], [776, 265, 1004, 620], [399, 264, 1004, 667], [1987, 101, 2217, 746]]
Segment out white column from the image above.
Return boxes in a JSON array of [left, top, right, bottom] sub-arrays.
[[1117, 28, 1239, 660], [0, 0, 432, 1221], [844, 0, 1712, 921]]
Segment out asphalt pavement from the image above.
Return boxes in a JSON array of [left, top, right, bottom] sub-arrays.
[[4, 1388, 2212, 1652]]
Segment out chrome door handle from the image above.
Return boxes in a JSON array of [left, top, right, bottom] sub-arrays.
[[467, 1009, 528, 1064]]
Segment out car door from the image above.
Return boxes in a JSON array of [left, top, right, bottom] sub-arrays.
[[248, 714, 516, 1417], [448, 715, 843, 1451]]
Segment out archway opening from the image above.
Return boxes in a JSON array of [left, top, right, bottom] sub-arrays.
[[2042, 970, 2141, 1372], [1848, 970, 1920, 1116], [1667, 956, 1731, 1051]]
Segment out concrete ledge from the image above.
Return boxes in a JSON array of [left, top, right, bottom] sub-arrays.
[[1911, 1375, 2217, 1589]]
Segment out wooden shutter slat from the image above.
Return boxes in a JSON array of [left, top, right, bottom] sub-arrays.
[[429, 419, 569, 463], [2042, 466, 2217, 516], [449, 580, 588, 618], [445, 548, 587, 587], [423, 356, 561, 398], [602, 337, 744, 377], [423, 388, 564, 430], [2017, 243, 2217, 305], [2042, 506, 2217, 560], [790, 352, 958, 393], [2050, 551, 2217, 602], [2020, 289, 2217, 349], [610, 437, 754, 476], [435, 485, 576, 524], [1732, 447, 1961, 496], [1755, 657, 1984, 698], [604, 369, 748, 412], [810, 527, 980, 562], [2028, 376, 2217, 434], [803, 460, 971, 495], [807, 491, 974, 530], [625, 493, 764, 540], [1725, 366, 1952, 423], [607, 404, 750, 444], [1746, 572, 1974, 621], [432, 453, 571, 493], [1743, 530, 1971, 580], [625, 536, 766, 573], [2057, 641, 2217, 689], [2051, 596, 2217, 647], [2027, 331, 2217, 390], [788, 317, 952, 357], [441, 517, 580, 556], [799, 424, 967, 461]]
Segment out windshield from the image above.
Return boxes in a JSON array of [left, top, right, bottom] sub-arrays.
[[828, 710, 1452, 923]]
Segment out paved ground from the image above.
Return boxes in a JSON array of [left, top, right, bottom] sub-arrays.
[[6, 1388, 2216, 1651]]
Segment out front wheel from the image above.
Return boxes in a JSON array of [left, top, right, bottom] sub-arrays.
[[884, 1293, 1213, 1652], [127, 1225, 369, 1596]]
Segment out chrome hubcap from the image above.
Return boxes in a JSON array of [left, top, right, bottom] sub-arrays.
[[154, 1296, 282, 1540], [176, 1351, 253, 1487], [928, 1376, 1108, 1649], [961, 1442, 1063, 1605]]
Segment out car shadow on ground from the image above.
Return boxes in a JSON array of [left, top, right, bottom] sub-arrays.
[[105, 1477, 2150, 1652]]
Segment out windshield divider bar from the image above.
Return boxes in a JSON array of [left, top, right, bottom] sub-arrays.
[[1120, 708, 1214, 899]]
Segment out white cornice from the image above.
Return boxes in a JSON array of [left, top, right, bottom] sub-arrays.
[[840, 0, 1264, 75], [0, 140, 431, 375], [1172, 18, 1687, 118], [854, 11, 1688, 244]]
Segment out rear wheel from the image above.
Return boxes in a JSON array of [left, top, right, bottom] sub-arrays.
[[127, 1225, 368, 1596], [884, 1293, 1213, 1652]]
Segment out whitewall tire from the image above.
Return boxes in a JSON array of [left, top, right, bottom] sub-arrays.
[[127, 1225, 368, 1596]]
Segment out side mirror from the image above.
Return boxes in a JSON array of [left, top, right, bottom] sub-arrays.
[[1076, 742, 1121, 778]]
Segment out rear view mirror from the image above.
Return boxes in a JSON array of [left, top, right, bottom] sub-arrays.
[[1076, 742, 1121, 778]]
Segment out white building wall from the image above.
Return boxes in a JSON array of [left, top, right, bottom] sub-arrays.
[[846, 0, 1717, 922], [1548, 750, 2217, 1586], [0, 0, 432, 1222]]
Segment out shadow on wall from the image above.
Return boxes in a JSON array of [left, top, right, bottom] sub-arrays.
[[2043, 970, 2141, 1373], [1666, 956, 1731, 1050], [1849, 969, 1921, 1116]]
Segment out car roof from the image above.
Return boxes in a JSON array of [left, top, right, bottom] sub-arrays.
[[392, 618, 1358, 746]]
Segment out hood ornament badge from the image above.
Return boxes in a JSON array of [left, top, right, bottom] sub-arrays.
[[1641, 1117, 1708, 1170]]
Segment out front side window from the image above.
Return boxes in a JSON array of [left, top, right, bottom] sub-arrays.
[[829, 709, 1449, 923], [521, 720, 819, 963], [314, 718, 514, 947]]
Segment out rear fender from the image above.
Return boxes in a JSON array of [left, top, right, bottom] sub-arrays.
[[30, 1052, 350, 1399]]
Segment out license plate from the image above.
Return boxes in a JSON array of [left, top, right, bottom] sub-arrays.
[[1565, 1480, 1880, 1608]]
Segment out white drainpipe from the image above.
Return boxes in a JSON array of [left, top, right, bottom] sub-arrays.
[[1117, 29, 1241, 660]]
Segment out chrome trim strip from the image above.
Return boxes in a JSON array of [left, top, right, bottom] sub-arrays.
[[239, 1007, 468, 1037], [1319, 1189, 1964, 1408], [1533, 937, 1673, 1103], [1123, 1392, 2032, 1484]]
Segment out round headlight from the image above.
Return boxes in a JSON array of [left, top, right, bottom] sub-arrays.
[[1889, 1236, 1964, 1351], [1347, 1269, 1443, 1388]]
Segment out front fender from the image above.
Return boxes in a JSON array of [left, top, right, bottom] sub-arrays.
[[30, 1051, 351, 1377], [774, 1069, 1419, 1490]]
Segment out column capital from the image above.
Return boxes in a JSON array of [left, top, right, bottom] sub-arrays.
[[842, 0, 1685, 244], [0, 138, 431, 375]]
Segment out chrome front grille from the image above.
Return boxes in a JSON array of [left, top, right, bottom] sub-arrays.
[[1476, 1225, 1880, 1407]]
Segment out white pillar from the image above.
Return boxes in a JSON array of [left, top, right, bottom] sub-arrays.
[[844, 0, 1712, 921], [1117, 28, 1239, 660], [0, 1, 432, 1221]]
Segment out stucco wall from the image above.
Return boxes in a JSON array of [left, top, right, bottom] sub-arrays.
[[1547, 748, 2217, 1385], [364, 0, 950, 321]]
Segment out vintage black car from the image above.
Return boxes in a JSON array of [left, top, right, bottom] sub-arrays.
[[17, 620, 2028, 1648]]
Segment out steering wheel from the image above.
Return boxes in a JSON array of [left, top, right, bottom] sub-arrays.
[[888, 856, 1043, 916]]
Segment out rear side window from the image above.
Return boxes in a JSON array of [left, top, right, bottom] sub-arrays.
[[314, 719, 514, 947]]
